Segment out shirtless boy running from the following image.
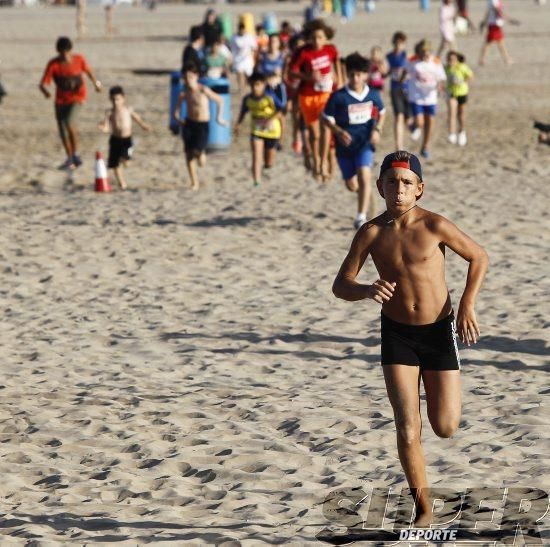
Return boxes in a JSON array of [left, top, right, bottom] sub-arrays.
[[174, 63, 226, 190], [99, 85, 150, 190], [332, 150, 489, 526]]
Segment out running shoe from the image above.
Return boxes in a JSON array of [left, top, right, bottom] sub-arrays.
[[57, 157, 74, 170], [410, 127, 422, 141]]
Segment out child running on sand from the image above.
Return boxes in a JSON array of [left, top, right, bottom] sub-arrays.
[[174, 63, 226, 190], [437, 0, 457, 58], [478, 0, 518, 65], [39, 36, 102, 170], [323, 53, 386, 230], [403, 40, 446, 159], [230, 23, 257, 94], [332, 149, 489, 527], [386, 32, 413, 151], [445, 51, 473, 146], [289, 18, 341, 182], [234, 71, 284, 186], [367, 46, 388, 93], [98, 85, 151, 190]]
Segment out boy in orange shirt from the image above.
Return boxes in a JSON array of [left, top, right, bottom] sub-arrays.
[[39, 36, 102, 170]]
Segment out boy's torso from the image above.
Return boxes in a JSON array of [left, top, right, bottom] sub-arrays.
[[110, 105, 133, 138], [185, 86, 210, 122], [245, 93, 281, 139], [365, 208, 452, 324], [329, 86, 381, 156]]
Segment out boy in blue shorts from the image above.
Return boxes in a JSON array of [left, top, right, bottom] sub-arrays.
[[322, 53, 386, 229]]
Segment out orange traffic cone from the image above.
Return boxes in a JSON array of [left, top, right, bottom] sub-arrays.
[[95, 151, 112, 192]]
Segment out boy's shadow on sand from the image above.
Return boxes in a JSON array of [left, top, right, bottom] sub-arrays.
[[186, 216, 274, 228], [1, 513, 253, 543], [161, 331, 549, 370]]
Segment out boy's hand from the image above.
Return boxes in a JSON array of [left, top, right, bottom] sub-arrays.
[[336, 129, 353, 147], [371, 128, 381, 145], [366, 280, 396, 304], [456, 301, 480, 346], [234, 125, 240, 136], [94, 80, 102, 92], [41, 88, 51, 99]]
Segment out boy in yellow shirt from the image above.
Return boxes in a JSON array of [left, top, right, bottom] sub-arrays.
[[445, 51, 473, 146], [234, 72, 284, 186]]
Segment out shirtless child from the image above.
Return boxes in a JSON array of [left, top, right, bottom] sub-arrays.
[[174, 63, 226, 190], [99, 85, 150, 190], [332, 150, 488, 526]]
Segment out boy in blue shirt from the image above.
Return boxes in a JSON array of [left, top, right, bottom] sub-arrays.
[[323, 52, 385, 229]]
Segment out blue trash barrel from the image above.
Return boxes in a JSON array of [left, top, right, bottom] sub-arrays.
[[262, 12, 278, 35], [420, 0, 429, 10], [169, 72, 231, 150], [341, 0, 355, 19]]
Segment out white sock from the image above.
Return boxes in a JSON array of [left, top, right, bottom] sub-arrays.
[[356, 212, 367, 221]]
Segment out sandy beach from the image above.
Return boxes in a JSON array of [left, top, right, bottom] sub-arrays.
[[0, 0, 549, 543]]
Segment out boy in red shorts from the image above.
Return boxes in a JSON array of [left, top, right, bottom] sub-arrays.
[[478, 0, 519, 66]]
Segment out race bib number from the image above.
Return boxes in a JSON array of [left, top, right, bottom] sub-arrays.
[[254, 118, 273, 132], [313, 74, 333, 93], [348, 102, 373, 125], [54, 74, 83, 92]]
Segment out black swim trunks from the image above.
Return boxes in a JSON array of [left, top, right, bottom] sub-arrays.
[[108, 135, 133, 168], [181, 119, 209, 156], [381, 312, 461, 371]]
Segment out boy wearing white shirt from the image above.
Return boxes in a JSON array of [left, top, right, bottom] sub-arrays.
[[403, 40, 446, 159]]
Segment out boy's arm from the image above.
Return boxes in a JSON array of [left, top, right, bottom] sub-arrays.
[[234, 96, 248, 135], [39, 63, 52, 98], [83, 61, 102, 92], [322, 93, 353, 147], [322, 114, 352, 147], [98, 109, 110, 132], [479, 8, 489, 30], [435, 217, 489, 345], [131, 109, 151, 132], [333, 226, 396, 303], [173, 92, 186, 124], [334, 56, 343, 89], [202, 86, 227, 126]]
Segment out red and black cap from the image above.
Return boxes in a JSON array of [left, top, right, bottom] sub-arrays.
[[379, 151, 423, 181]]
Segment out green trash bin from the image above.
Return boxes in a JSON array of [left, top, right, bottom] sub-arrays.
[[218, 13, 233, 42], [333, 0, 342, 15]]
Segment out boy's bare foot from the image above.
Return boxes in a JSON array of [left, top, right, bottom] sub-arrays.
[[414, 507, 434, 528]]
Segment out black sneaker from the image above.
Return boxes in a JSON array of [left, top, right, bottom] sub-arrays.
[[72, 155, 83, 168]]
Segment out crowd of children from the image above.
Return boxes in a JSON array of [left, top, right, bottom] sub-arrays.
[[37, 0, 533, 227]]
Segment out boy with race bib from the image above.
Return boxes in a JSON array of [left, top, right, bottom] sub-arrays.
[[323, 53, 385, 229], [234, 72, 284, 187], [289, 19, 341, 182]]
